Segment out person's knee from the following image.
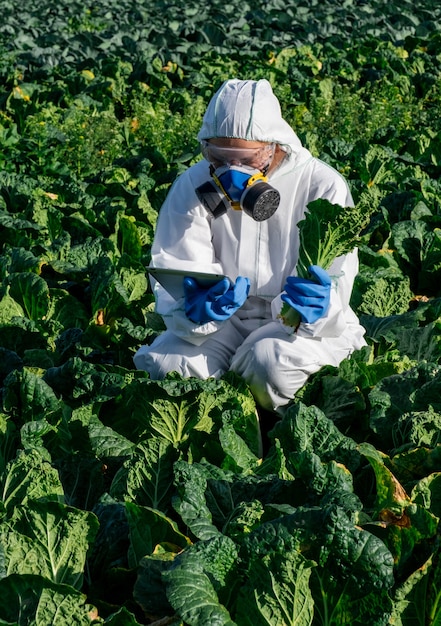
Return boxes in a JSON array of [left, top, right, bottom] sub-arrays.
[[133, 344, 172, 379], [133, 334, 228, 380], [234, 335, 284, 376], [231, 335, 312, 411]]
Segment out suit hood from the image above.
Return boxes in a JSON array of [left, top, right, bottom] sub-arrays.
[[197, 79, 302, 153]]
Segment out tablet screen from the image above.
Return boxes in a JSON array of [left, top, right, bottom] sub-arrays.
[[146, 267, 228, 300]]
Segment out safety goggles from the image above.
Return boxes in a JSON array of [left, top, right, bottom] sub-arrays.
[[201, 140, 276, 171]]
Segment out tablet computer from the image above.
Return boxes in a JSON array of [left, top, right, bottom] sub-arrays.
[[146, 266, 228, 300]]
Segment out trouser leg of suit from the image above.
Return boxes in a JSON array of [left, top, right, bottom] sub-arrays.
[[229, 321, 356, 412], [133, 320, 245, 379]]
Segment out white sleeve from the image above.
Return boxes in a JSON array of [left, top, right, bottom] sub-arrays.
[[150, 168, 229, 344], [151, 172, 223, 274]]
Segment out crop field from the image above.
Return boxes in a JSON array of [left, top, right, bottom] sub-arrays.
[[1, 0, 441, 623]]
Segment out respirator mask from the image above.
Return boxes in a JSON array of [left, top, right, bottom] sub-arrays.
[[195, 141, 281, 221]]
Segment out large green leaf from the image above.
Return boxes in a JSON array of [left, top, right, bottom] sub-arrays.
[[8, 273, 50, 321], [0, 449, 64, 516], [125, 502, 191, 568], [108, 375, 260, 461], [351, 270, 413, 317], [70, 403, 135, 459], [172, 461, 221, 541], [110, 436, 177, 512], [235, 550, 314, 626], [87, 495, 130, 583], [390, 545, 441, 626], [295, 372, 367, 432], [243, 505, 394, 596], [218, 414, 260, 473], [321, 506, 395, 594], [359, 443, 411, 517], [163, 535, 239, 626], [0, 574, 98, 625], [294, 198, 374, 278], [359, 144, 400, 188], [270, 403, 361, 471], [369, 362, 441, 449], [43, 358, 146, 406], [109, 378, 215, 445], [392, 406, 441, 451], [388, 446, 441, 487], [364, 314, 441, 366], [46, 288, 89, 328], [0, 500, 99, 589], [287, 450, 354, 499], [391, 220, 441, 296], [310, 569, 394, 626], [118, 262, 148, 302], [412, 472, 441, 518], [134, 550, 178, 619], [164, 562, 235, 626], [2, 367, 61, 424], [0, 293, 25, 323], [115, 215, 143, 261]]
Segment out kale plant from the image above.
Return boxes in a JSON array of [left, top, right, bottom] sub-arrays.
[[280, 198, 375, 327]]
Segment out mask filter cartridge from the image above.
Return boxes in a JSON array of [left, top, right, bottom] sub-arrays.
[[196, 165, 280, 221]]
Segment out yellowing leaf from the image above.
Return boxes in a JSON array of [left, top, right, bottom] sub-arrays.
[[81, 69, 95, 80], [12, 86, 30, 101]]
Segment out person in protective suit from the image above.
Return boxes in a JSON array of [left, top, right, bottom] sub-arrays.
[[133, 78, 366, 413]]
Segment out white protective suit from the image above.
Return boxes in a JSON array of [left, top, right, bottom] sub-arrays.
[[133, 79, 367, 411]]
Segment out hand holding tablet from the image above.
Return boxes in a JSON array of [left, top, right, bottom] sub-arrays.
[[146, 266, 228, 300]]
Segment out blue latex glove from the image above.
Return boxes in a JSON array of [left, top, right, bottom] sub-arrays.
[[281, 265, 331, 324], [184, 276, 250, 324]]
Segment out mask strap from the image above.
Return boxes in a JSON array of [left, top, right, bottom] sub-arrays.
[[210, 165, 242, 209]]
